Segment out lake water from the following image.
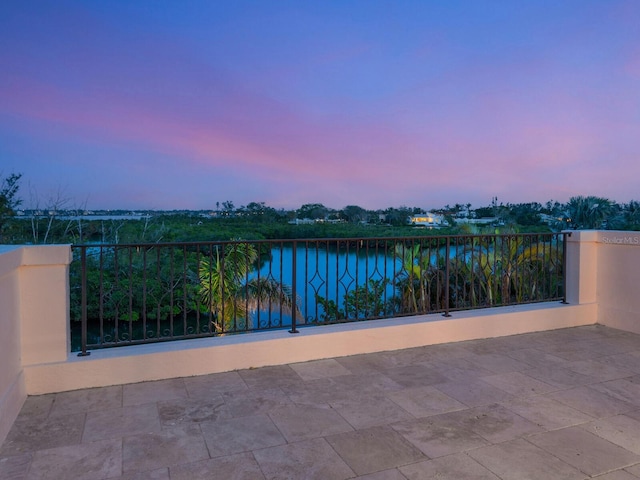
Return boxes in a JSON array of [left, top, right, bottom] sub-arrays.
[[254, 246, 400, 323]]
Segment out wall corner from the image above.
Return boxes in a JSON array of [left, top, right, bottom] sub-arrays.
[[564, 230, 598, 305]]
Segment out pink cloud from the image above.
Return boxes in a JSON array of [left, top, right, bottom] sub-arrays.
[[2, 1, 640, 210]]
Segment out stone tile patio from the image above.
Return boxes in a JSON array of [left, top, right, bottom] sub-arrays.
[[3, 325, 640, 479]]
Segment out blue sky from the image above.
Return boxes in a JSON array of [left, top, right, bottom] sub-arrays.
[[1, 1, 639, 210]]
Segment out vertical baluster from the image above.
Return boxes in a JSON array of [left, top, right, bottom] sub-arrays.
[[78, 246, 90, 356], [290, 240, 298, 333]]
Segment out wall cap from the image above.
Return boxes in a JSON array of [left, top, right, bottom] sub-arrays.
[[562, 230, 599, 242], [0, 245, 72, 278]]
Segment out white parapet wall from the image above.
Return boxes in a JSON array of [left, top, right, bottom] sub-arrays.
[[24, 301, 596, 394], [595, 231, 640, 334], [564, 230, 640, 334], [5, 230, 640, 405], [0, 247, 26, 448], [0, 245, 72, 445]]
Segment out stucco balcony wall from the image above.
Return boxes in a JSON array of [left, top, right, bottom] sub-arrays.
[[1, 231, 638, 446], [595, 231, 640, 334], [24, 301, 596, 395], [563, 230, 640, 334], [0, 245, 71, 447], [0, 247, 24, 449]]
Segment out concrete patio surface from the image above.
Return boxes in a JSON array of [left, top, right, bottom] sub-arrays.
[[3, 325, 640, 479]]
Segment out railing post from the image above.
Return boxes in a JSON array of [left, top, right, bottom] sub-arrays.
[[561, 232, 571, 304], [289, 240, 299, 334], [78, 247, 90, 356], [443, 237, 451, 317]]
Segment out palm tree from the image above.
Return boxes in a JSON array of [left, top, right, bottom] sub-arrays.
[[565, 196, 615, 229], [471, 234, 562, 305], [199, 242, 300, 333], [394, 243, 424, 313], [393, 242, 446, 313], [393, 234, 563, 313], [624, 201, 640, 229]]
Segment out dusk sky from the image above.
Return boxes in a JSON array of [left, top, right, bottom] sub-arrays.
[[1, 1, 639, 211]]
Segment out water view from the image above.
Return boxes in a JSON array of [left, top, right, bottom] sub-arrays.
[[255, 245, 398, 323], [70, 233, 566, 351]]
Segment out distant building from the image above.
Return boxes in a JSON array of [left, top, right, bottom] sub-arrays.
[[288, 218, 315, 225], [288, 218, 345, 225], [454, 217, 498, 225], [409, 213, 445, 227]]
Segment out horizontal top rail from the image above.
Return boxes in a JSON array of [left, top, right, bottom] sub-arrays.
[[72, 232, 559, 249]]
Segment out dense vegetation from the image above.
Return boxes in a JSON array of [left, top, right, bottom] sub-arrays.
[[1, 173, 638, 246], [1, 172, 638, 245]]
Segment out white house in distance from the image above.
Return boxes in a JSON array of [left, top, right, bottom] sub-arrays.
[[409, 212, 446, 227]]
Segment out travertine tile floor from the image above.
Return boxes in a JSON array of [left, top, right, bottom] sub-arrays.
[[4, 325, 640, 479]]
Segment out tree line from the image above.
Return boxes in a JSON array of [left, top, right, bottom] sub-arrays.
[[1, 172, 639, 245]]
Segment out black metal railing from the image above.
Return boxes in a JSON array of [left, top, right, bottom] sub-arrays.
[[71, 233, 568, 355]]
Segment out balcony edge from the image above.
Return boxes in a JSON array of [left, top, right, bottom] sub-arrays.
[[23, 301, 597, 395]]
